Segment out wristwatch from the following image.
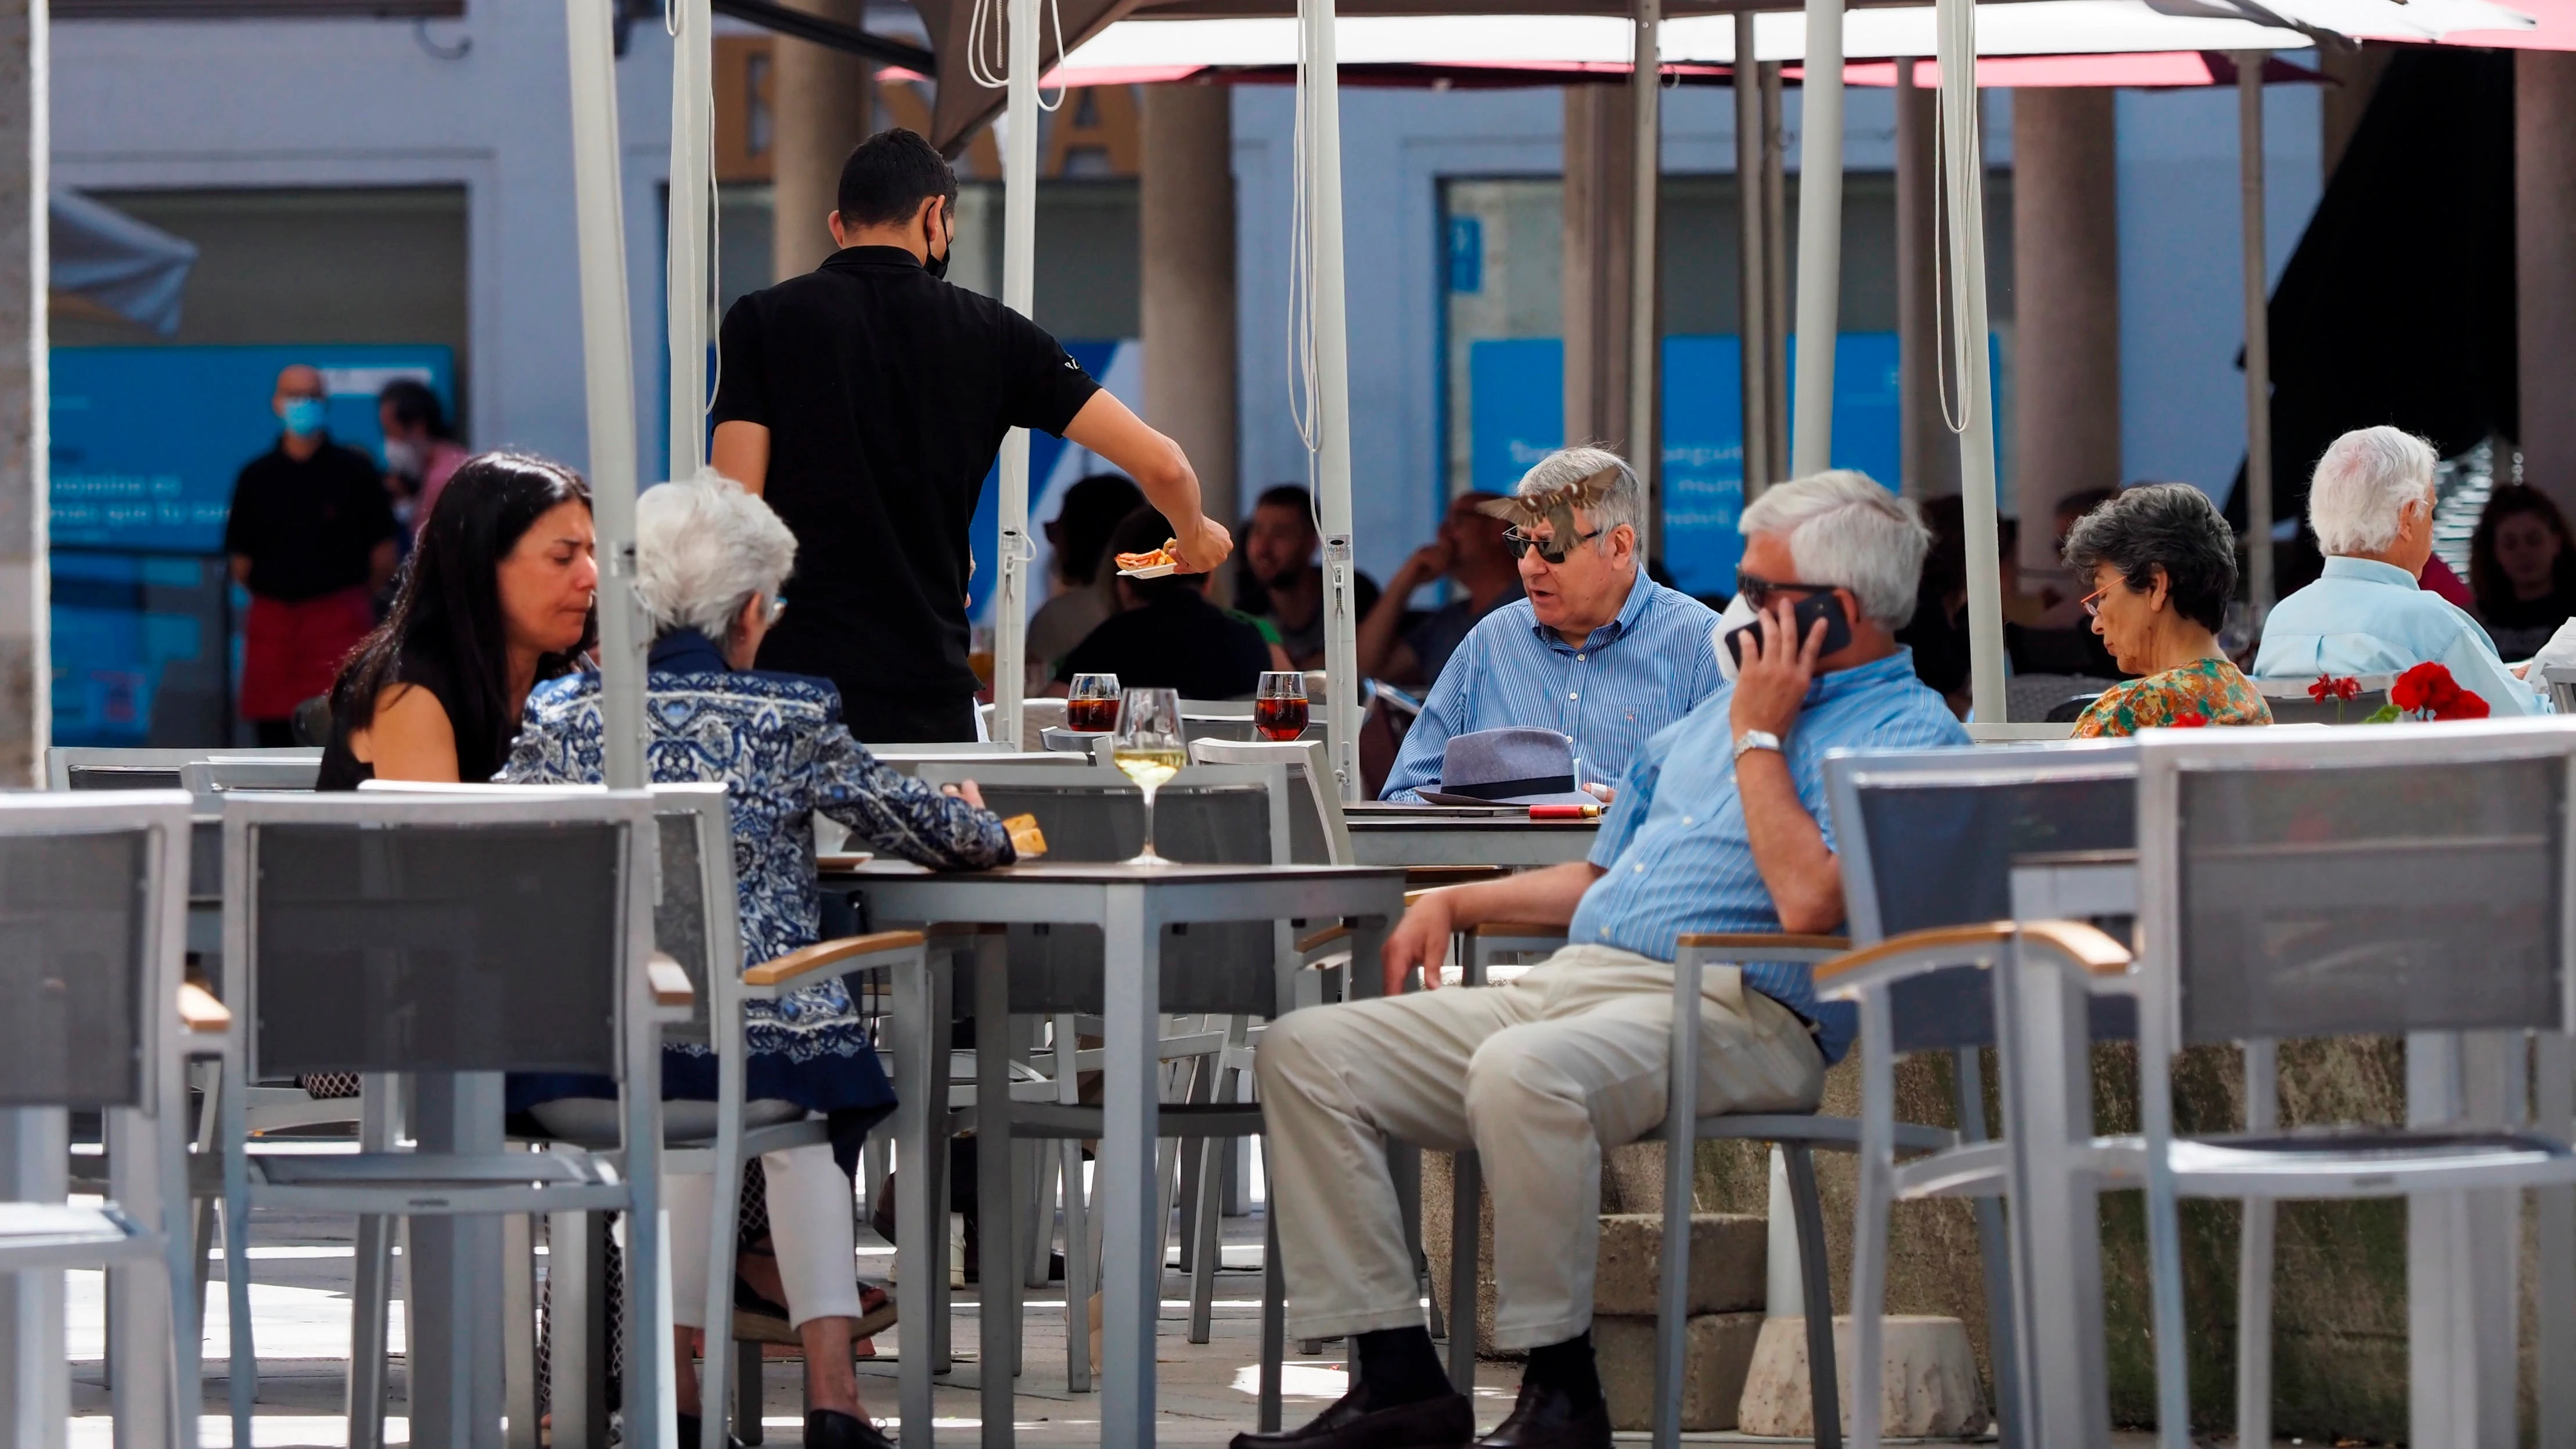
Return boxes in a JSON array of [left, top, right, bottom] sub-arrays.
[[1732, 729, 1783, 762]]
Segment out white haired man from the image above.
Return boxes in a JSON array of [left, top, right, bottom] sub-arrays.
[[1380, 447, 1723, 801], [1237, 472, 1967, 1449], [2255, 426, 2546, 712]]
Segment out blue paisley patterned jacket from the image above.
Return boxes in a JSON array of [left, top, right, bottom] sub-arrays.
[[501, 628, 1012, 1148]]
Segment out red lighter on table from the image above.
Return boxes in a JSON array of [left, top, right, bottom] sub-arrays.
[[1528, 803, 1602, 819]]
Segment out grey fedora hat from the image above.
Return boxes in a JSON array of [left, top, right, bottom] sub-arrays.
[[1419, 727, 1599, 807]]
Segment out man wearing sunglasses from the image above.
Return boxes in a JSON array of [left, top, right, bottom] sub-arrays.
[[1379, 447, 1724, 803]]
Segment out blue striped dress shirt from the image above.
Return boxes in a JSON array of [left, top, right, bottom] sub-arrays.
[[1380, 573, 1722, 802], [1566, 648, 1970, 1063]]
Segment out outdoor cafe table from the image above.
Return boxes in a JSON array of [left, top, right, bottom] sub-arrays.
[[1343, 802, 1598, 868], [827, 858, 1408, 1448]]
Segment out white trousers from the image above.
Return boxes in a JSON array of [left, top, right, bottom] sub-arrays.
[[1257, 945, 1824, 1349], [666, 1138, 864, 1331]]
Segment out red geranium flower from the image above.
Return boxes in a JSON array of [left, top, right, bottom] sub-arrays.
[[2391, 662, 2462, 714], [2307, 673, 2362, 702], [2433, 689, 2491, 721], [2171, 712, 2208, 728]]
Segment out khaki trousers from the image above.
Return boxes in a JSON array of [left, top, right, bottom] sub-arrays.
[[1258, 945, 1824, 1349]]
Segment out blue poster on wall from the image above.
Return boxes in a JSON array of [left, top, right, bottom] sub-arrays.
[[1469, 332, 1980, 598], [51, 344, 454, 554], [48, 344, 455, 747]]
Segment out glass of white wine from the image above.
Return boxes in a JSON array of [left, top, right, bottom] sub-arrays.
[[1111, 686, 1186, 866]]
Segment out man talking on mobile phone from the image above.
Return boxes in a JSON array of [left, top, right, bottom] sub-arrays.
[[1236, 470, 1964, 1449], [710, 127, 1231, 742]]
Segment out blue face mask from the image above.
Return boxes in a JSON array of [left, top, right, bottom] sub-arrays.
[[281, 397, 326, 437]]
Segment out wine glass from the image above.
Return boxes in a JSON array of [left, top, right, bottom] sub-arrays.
[[1254, 671, 1309, 741], [1067, 673, 1121, 733], [1111, 687, 1185, 866]]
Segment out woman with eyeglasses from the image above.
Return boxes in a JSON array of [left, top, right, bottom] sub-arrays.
[[2061, 483, 2271, 736], [502, 470, 1013, 1449]]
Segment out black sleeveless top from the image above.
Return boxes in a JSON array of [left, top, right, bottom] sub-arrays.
[[315, 648, 503, 791]]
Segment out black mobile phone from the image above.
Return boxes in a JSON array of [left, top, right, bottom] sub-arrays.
[[1726, 590, 1852, 667]]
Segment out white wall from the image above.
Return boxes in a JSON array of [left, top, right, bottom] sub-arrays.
[[51, 9, 677, 484], [2115, 79, 2321, 503]]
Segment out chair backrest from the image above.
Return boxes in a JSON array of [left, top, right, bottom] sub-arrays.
[[224, 790, 655, 1081], [181, 756, 321, 801], [1189, 736, 1351, 865], [909, 761, 1294, 1013], [0, 791, 189, 1110], [2253, 674, 2395, 726], [1827, 740, 2139, 1053], [49, 746, 319, 793], [873, 748, 1077, 778], [2138, 721, 2576, 1050], [646, 783, 739, 1048]]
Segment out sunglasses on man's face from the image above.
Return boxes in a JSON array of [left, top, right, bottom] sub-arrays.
[[1733, 573, 1834, 613], [1503, 526, 1603, 565]]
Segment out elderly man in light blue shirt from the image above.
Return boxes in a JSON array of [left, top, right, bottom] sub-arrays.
[[2255, 425, 2548, 714], [1381, 446, 1722, 802]]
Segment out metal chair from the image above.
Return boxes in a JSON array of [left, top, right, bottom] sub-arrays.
[[0, 789, 213, 1449], [2251, 672, 2394, 724], [1816, 739, 2140, 1449], [215, 789, 685, 1449], [2118, 720, 2576, 1449], [46, 745, 321, 793]]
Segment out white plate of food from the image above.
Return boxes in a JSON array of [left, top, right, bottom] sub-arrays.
[[1115, 546, 1179, 580]]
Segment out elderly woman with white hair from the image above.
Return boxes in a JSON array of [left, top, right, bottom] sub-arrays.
[[2254, 426, 2546, 713], [505, 470, 1012, 1449], [1379, 445, 1723, 803]]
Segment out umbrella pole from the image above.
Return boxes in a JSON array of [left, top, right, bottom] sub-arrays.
[[566, 0, 649, 792], [1628, 0, 1661, 557], [1789, 0, 1844, 476], [1936, 0, 2005, 727], [992, 0, 1042, 746], [1734, 12, 1772, 502], [1304, 0, 1360, 800], [668, 0, 712, 479], [2236, 50, 2274, 618]]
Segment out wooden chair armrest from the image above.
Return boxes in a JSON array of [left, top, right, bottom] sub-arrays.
[[1296, 924, 1351, 955], [2019, 919, 2134, 975], [1677, 932, 1852, 953], [647, 952, 695, 1008], [178, 981, 231, 1034], [745, 929, 930, 987], [1808, 921, 2132, 997]]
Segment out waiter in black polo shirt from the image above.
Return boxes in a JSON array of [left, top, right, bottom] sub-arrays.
[[710, 128, 1232, 742]]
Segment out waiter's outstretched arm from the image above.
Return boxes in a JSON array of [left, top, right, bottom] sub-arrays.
[[1061, 392, 1234, 574], [711, 421, 771, 497]]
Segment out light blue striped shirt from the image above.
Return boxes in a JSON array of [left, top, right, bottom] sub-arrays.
[[2253, 555, 2549, 715], [1566, 648, 1970, 1063], [1380, 573, 1722, 802]]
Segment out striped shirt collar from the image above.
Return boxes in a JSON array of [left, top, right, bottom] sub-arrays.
[[1524, 567, 1662, 655]]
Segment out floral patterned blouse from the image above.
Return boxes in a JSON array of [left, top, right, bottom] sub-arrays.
[[2071, 656, 2273, 737], [499, 629, 1013, 1156]]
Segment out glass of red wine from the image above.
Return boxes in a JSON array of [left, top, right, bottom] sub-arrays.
[[1254, 671, 1309, 741], [1067, 673, 1120, 733]]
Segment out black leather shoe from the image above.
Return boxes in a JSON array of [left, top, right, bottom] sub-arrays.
[[1470, 1383, 1611, 1448], [1228, 1384, 1476, 1449], [804, 1408, 898, 1448]]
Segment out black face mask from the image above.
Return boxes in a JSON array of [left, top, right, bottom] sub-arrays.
[[923, 203, 952, 281]]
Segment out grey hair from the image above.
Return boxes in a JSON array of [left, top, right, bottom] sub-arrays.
[[1516, 445, 1642, 553], [2308, 426, 2438, 556], [1737, 469, 1931, 628], [634, 469, 799, 641]]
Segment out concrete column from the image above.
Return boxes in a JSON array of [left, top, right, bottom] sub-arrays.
[[771, 0, 876, 281], [2010, 87, 2120, 576], [1895, 61, 1957, 499], [2518, 51, 2576, 519], [1563, 82, 1638, 454], [0, 1, 40, 785], [1140, 85, 1239, 537]]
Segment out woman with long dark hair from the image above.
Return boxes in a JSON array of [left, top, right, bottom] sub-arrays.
[[318, 451, 598, 789], [2469, 484, 2576, 658]]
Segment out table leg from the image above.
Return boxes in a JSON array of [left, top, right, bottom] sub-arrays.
[[0, 1108, 70, 1449], [976, 933, 1017, 1448], [411, 1073, 506, 1449], [2008, 950, 2109, 1448], [895, 945, 943, 1445], [1099, 886, 1161, 1446]]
